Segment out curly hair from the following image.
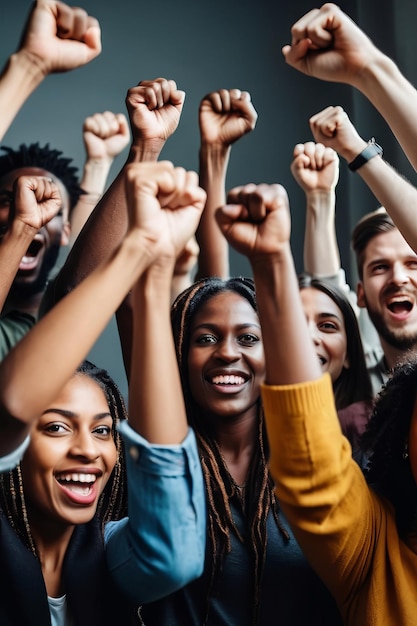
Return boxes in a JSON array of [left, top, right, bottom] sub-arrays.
[[0, 143, 84, 211], [0, 360, 128, 556], [361, 357, 417, 536], [171, 276, 289, 625]]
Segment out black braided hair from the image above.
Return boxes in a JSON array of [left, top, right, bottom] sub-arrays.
[[171, 277, 289, 625]]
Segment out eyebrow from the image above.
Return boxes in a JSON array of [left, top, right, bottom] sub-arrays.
[[42, 408, 112, 420], [317, 312, 342, 321], [192, 322, 262, 331]]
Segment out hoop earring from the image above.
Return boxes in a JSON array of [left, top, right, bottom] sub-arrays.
[[402, 442, 409, 460]]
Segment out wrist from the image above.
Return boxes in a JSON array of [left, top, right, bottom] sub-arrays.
[[348, 138, 383, 172], [128, 138, 165, 163]]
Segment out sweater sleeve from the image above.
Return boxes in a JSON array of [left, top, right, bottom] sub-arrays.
[[261, 373, 380, 607]]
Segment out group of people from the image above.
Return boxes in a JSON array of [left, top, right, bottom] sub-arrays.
[[2, 1, 417, 625]]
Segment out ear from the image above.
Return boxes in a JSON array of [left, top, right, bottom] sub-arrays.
[[356, 281, 366, 308], [60, 220, 71, 246], [343, 355, 350, 370]]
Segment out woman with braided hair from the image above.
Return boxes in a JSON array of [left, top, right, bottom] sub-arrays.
[[139, 276, 342, 625], [0, 161, 206, 626]]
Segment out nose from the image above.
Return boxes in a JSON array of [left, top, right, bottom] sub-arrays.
[[213, 336, 240, 362], [390, 262, 410, 285], [69, 429, 100, 461], [307, 320, 321, 345]]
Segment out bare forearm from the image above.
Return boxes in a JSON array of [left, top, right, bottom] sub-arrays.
[[0, 230, 152, 425], [54, 142, 162, 299], [0, 51, 45, 141], [196, 144, 230, 279], [129, 263, 188, 444], [355, 155, 417, 252], [251, 247, 322, 385], [303, 189, 341, 277], [355, 53, 417, 172], [0, 222, 37, 310]]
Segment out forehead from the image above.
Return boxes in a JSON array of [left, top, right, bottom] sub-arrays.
[[50, 374, 110, 414], [0, 167, 70, 213], [191, 290, 259, 326], [363, 228, 417, 264], [300, 287, 343, 319]]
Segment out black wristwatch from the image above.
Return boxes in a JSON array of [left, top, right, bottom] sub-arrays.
[[348, 138, 383, 172]]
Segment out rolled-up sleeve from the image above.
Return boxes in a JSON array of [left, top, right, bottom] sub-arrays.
[[104, 421, 206, 605]]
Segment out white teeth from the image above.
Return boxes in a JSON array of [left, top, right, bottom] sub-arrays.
[[66, 485, 93, 496], [58, 473, 97, 483], [211, 375, 245, 385]]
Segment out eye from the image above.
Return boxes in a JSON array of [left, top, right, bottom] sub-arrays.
[[318, 321, 339, 332], [238, 333, 260, 345], [93, 425, 112, 438], [195, 333, 217, 345], [44, 422, 70, 435], [406, 260, 417, 270], [371, 263, 388, 274]]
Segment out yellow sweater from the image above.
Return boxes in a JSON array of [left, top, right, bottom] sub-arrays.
[[261, 373, 417, 626]]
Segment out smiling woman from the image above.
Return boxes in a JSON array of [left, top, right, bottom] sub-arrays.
[[139, 275, 343, 626], [0, 160, 207, 626]]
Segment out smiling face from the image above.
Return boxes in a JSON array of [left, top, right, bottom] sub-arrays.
[[20, 374, 117, 532], [357, 228, 417, 353], [0, 167, 70, 295], [187, 290, 265, 423], [300, 287, 349, 383]]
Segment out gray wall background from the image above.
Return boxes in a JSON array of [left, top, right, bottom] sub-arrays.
[[2, 0, 417, 398]]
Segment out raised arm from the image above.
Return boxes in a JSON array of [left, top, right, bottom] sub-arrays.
[[216, 182, 321, 385], [51, 77, 185, 300], [195, 88, 258, 279], [105, 163, 207, 602], [282, 3, 417, 172], [69, 111, 130, 246], [291, 141, 341, 279], [0, 176, 62, 311], [309, 104, 417, 254], [0, 0, 101, 142], [0, 160, 204, 456]]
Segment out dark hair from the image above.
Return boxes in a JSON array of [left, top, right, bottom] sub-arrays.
[[171, 276, 289, 625], [298, 275, 373, 410], [362, 358, 417, 536], [0, 143, 84, 211], [351, 207, 395, 280], [0, 360, 128, 556]]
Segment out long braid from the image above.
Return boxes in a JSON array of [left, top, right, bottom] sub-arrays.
[[171, 277, 290, 625]]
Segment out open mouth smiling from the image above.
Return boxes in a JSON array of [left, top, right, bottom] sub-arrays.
[[19, 237, 44, 270], [55, 472, 99, 497], [210, 374, 247, 385], [386, 297, 414, 316]]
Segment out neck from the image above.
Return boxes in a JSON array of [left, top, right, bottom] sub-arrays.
[[213, 409, 259, 486], [28, 514, 75, 598]]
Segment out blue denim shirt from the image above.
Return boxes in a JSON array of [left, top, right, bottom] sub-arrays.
[[104, 421, 206, 604], [0, 422, 206, 609]]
